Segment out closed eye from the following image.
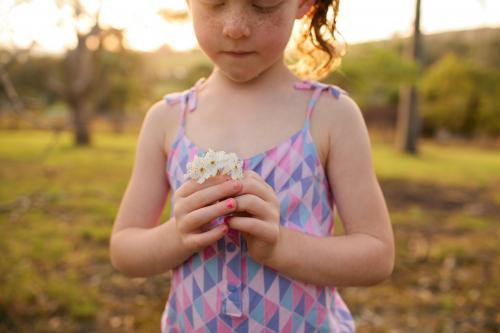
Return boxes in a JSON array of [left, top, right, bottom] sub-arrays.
[[252, 4, 278, 13], [200, 1, 224, 9]]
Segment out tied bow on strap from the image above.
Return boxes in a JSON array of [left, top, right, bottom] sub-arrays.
[[164, 77, 206, 113], [293, 80, 347, 99]]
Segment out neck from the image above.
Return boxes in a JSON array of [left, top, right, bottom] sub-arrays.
[[204, 55, 299, 96]]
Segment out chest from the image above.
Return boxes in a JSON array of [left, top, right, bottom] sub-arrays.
[[164, 96, 330, 170]]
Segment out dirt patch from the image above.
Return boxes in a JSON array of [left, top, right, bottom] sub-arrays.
[[380, 178, 500, 219]]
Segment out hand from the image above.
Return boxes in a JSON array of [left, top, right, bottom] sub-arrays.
[[227, 170, 282, 265], [173, 174, 242, 253]]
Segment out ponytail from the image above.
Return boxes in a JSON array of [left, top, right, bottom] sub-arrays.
[[288, 0, 346, 80]]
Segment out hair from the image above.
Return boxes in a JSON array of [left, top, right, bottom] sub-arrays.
[[286, 0, 347, 80]]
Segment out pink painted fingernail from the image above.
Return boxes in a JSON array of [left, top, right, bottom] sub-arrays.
[[226, 198, 234, 209]]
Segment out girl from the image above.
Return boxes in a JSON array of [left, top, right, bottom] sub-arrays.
[[110, 0, 395, 331]]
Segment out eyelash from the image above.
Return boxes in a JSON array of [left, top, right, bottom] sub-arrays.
[[211, 3, 278, 13], [253, 4, 276, 13]]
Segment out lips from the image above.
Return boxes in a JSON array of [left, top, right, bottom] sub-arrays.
[[226, 50, 253, 53], [223, 51, 254, 57]]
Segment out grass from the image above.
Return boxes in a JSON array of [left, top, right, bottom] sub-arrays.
[[1, 129, 499, 332], [371, 138, 500, 187]]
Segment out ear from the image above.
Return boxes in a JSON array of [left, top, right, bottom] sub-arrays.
[[296, 0, 315, 19]]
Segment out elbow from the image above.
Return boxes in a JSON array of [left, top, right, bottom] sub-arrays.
[[376, 241, 395, 284], [366, 240, 395, 286], [109, 233, 137, 278], [109, 234, 125, 274], [109, 243, 123, 275], [379, 255, 395, 284]]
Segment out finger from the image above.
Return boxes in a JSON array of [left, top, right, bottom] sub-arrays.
[[242, 170, 266, 188], [182, 178, 242, 213], [233, 194, 276, 220], [182, 197, 238, 233], [185, 223, 228, 252], [237, 174, 276, 204], [245, 170, 273, 190], [227, 216, 278, 243], [176, 172, 232, 199]]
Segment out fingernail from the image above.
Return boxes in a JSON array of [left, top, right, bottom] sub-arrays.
[[232, 181, 240, 189], [226, 198, 234, 209]]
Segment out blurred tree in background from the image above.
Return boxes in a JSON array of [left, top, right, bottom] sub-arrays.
[[327, 45, 418, 109], [421, 53, 500, 137], [0, 21, 499, 142]]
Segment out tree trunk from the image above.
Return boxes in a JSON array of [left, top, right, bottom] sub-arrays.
[[395, 0, 422, 154], [73, 98, 92, 145], [0, 67, 24, 113], [396, 85, 420, 152], [68, 33, 94, 146]]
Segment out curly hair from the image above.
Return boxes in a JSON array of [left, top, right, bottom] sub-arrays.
[[287, 0, 347, 80]]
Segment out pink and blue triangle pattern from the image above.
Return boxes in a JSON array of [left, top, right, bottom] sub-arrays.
[[161, 78, 356, 332]]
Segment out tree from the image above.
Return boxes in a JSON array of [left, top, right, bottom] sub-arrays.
[[0, 1, 35, 128], [3, 0, 108, 145], [420, 52, 500, 137], [0, 48, 29, 116], [52, 0, 104, 146], [395, 0, 422, 154]]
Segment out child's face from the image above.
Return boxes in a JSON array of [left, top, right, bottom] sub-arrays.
[[186, 0, 313, 82]]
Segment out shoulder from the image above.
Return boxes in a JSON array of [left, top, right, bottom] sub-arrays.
[[314, 85, 361, 121], [312, 85, 370, 166], [146, 93, 183, 123], [314, 85, 365, 137], [141, 99, 173, 135], [140, 93, 184, 155]]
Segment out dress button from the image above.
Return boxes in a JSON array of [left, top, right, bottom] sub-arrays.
[[226, 242, 236, 252]]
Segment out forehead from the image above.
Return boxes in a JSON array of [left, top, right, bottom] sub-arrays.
[[194, 0, 288, 3]]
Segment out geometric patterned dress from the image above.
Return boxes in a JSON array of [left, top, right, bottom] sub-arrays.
[[161, 77, 356, 332]]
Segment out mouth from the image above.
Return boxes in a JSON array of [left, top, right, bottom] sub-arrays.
[[222, 51, 255, 58]]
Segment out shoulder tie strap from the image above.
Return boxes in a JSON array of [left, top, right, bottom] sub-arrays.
[[294, 79, 348, 121], [163, 77, 207, 131], [164, 77, 206, 112], [293, 79, 348, 98]]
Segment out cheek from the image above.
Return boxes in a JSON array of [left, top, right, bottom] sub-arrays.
[[191, 9, 219, 52], [254, 14, 294, 54]]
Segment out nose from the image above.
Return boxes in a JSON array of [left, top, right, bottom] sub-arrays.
[[222, 10, 250, 39]]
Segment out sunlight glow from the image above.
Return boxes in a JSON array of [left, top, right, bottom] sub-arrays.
[[0, 0, 498, 54]]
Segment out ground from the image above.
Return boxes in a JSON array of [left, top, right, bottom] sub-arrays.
[[0, 130, 498, 332]]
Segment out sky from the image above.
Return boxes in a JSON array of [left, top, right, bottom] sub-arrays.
[[0, 0, 499, 54]]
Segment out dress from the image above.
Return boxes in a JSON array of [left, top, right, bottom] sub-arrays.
[[161, 77, 356, 332]]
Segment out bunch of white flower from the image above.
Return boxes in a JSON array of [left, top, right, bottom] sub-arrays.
[[184, 149, 244, 184]]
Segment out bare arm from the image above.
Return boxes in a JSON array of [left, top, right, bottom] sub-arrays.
[[109, 101, 195, 278], [110, 219, 196, 278], [264, 94, 395, 287], [109, 100, 239, 278]]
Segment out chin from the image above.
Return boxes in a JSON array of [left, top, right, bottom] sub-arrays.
[[220, 67, 265, 84]]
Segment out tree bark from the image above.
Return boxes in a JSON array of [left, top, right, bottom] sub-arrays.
[[395, 0, 422, 154], [67, 30, 97, 146], [72, 98, 92, 144], [396, 85, 420, 153]]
